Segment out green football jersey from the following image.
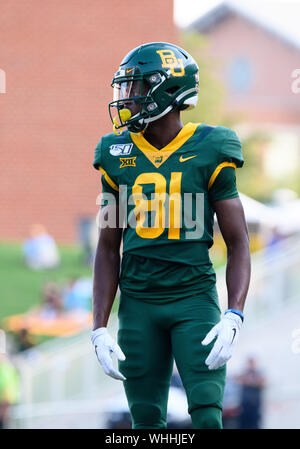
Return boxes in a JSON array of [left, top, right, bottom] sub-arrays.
[[93, 122, 244, 301]]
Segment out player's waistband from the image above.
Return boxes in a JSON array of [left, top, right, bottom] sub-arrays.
[[119, 250, 216, 302]]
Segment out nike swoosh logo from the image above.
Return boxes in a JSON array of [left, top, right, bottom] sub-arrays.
[[231, 328, 237, 344], [126, 68, 134, 74], [179, 155, 197, 162]]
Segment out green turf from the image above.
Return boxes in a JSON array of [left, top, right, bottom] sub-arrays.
[[0, 241, 94, 322]]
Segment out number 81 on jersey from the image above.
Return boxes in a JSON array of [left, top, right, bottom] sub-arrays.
[[130, 172, 204, 240]]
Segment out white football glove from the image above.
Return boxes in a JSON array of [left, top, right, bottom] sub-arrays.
[[201, 311, 243, 370], [91, 327, 126, 381]]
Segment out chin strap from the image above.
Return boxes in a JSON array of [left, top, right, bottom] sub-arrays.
[[112, 109, 132, 135]]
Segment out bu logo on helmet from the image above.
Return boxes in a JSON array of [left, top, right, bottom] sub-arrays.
[[156, 50, 185, 77]]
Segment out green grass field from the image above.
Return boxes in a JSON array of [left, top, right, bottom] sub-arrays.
[[0, 241, 223, 329], [0, 241, 93, 322]]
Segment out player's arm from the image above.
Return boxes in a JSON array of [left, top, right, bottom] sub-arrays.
[[202, 196, 250, 370], [92, 204, 122, 329], [202, 138, 250, 370], [214, 196, 251, 313], [91, 204, 126, 381]]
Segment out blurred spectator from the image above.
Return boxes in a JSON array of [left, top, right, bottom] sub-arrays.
[[222, 376, 241, 429], [78, 218, 98, 266], [266, 226, 285, 258], [62, 277, 92, 312], [23, 224, 60, 270], [13, 328, 36, 353], [0, 355, 19, 429], [236, 357, 266, 429], [39, 282, 64, 319]]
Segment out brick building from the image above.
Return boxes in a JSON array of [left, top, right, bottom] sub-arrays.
[[0, 0, 176, 242]]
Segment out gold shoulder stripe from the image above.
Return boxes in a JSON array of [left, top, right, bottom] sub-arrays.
[[130, 122, 199, 168], [98, 166, 119, 192], [208, 162, 237, 190]]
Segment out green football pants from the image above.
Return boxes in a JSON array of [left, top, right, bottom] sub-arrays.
[[117, 288, 226, 429]]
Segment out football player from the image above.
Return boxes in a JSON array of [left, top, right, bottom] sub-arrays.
[[91, 42, 251, 429]]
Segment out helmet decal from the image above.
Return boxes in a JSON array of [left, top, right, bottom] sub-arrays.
[[156, 49, 185, 77]]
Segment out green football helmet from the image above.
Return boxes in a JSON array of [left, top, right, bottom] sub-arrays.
[[109, 42, 199, 134]]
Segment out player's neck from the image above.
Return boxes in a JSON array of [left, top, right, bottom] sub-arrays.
[[143, 111, 183, 150]]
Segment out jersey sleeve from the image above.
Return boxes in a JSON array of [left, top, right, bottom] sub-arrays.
[[219, 128, 244, 168], [208, 128, 243, 203], [93, 138, 119, 206], [208, 166, 239, 203], [93, 138, 102, 171], [100, 175, 119, 206]]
